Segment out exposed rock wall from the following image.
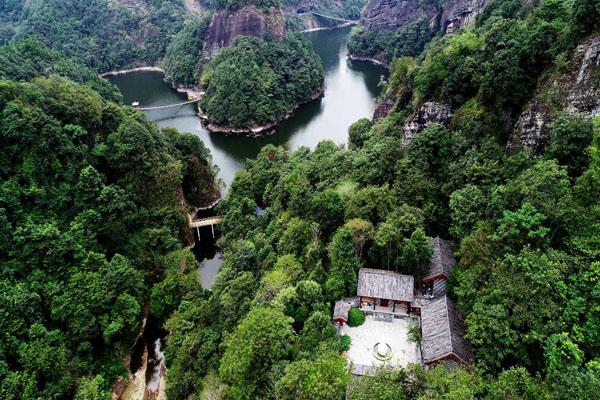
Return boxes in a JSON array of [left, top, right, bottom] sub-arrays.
[[440, 0, 488, 34], [360, 0, 488, 33], [402, 101, 453, 146], [373, 92, 396, 121], [508, 35, 600, 152], [203, 6, 285, 58], [361, 0, 440, 32]]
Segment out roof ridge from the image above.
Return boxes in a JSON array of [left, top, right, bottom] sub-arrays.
[[444, 296, 454, 354]]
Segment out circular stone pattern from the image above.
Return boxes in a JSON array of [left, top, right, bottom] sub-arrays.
[[373, 342, 393, 361]]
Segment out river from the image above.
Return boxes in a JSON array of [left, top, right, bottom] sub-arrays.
[[107, 26, 387, 188]]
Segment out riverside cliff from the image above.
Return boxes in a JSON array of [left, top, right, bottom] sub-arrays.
[[203, 5, 285, 58], [361, 0, 488, 34]]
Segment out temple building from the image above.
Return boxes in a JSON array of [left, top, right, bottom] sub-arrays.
[[332, 237, 474, 370], [357, 268, 414, 315], [423, 237, 456, 297], [421, 295, 474, 366]]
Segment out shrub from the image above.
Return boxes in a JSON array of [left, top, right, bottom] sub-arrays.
[[339, 334, 352, 352], [407, 317, 421, 346], [347, 308, 365, 327]]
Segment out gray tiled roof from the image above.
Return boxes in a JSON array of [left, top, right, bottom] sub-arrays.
[[425, 237, 456, 280], [357, 268, 414, 302], [421, 295, 474, 365], [333, 300, 350, 321]]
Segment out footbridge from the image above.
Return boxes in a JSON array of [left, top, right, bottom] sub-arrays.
[[310, 12, 357, 24], [188, 197, 224, 240], [190, 216, 224, 229], [135, 98, 201, 111]]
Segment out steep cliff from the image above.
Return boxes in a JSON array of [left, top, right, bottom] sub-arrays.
[[361, 0, 439, 32], [508, 35, 600, 152], [402, 101, 453, 146], [203, 5, 285, 58], [440, 0, 488, 34], [360, 0, 487, 33]]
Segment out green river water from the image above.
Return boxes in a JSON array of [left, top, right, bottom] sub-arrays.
[[108, 26, 387, 189]]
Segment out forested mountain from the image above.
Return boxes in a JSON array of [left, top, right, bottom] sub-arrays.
[[200, 34, 324, 131], [0, 0, 599, 399], [0, 43, 219, 399], [348, 0, 492, 64], [161, 0, 600, 399], [2, 0, 187, 72]]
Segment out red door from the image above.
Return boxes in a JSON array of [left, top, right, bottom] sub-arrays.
[[380, 299, 389, 307]]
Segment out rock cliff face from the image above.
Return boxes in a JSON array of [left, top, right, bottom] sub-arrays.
[[361, 0, 439, 32], [440, 0, 488, 33], [203, 6, 285, 58], [508, 35, 600, 152], [402, 101, 453, 146], [361, 0, 488, 33]]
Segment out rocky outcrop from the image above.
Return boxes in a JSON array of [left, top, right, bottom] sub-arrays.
[[508, 35, 600, 152], [360, 0, 489, 33], [373, 92, 396, 121], [440, 0, 488, 34], [203, 6, 285, 58], [402, 101, 452, 146], [361, 0, 439, 32]]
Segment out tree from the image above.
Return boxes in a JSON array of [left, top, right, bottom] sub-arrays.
[[399, 228, 432, 281], [325, 227, 361, 300], [449, 184, 487, 238], [545, 114, 594, 177], [297, 311, 338, 355], [492, 202, 551, 252], [344, 219, 375, 258], [348, 118, 373, 149], [219, 307, 295, 399], [74, 375, 109, 400], [485, 367, 549, 400], [274, 352, 349, 400], [348, 365, 425, 400]]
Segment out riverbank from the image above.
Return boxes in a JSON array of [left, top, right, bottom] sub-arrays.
[[347, 54, 389, 68], [201, 87, 325, 136]]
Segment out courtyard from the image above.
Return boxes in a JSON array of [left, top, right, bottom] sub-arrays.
[[341, 313, 421, 375]]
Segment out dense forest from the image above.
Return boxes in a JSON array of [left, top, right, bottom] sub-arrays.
[[162, 15, 213, 87], [200, 35, 324, 129], [1, 0, 187, 72], [0, 0, 599, 399], [348, 17, 434, 64], [0, 43, 219, 399], [161, 0, 600, 399]]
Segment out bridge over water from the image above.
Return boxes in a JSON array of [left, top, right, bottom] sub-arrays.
[[309, 11, 357, 24], [135, 98, 201, 111]]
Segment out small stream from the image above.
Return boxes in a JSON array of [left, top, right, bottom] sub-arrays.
[[122, 315, 167, 400]]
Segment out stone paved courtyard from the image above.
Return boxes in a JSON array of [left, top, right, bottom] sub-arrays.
[[341, 314, 420, 375]]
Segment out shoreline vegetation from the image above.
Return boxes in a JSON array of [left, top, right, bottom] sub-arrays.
[[200, 87, 325, 135], [199, 35, 325, 137]]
